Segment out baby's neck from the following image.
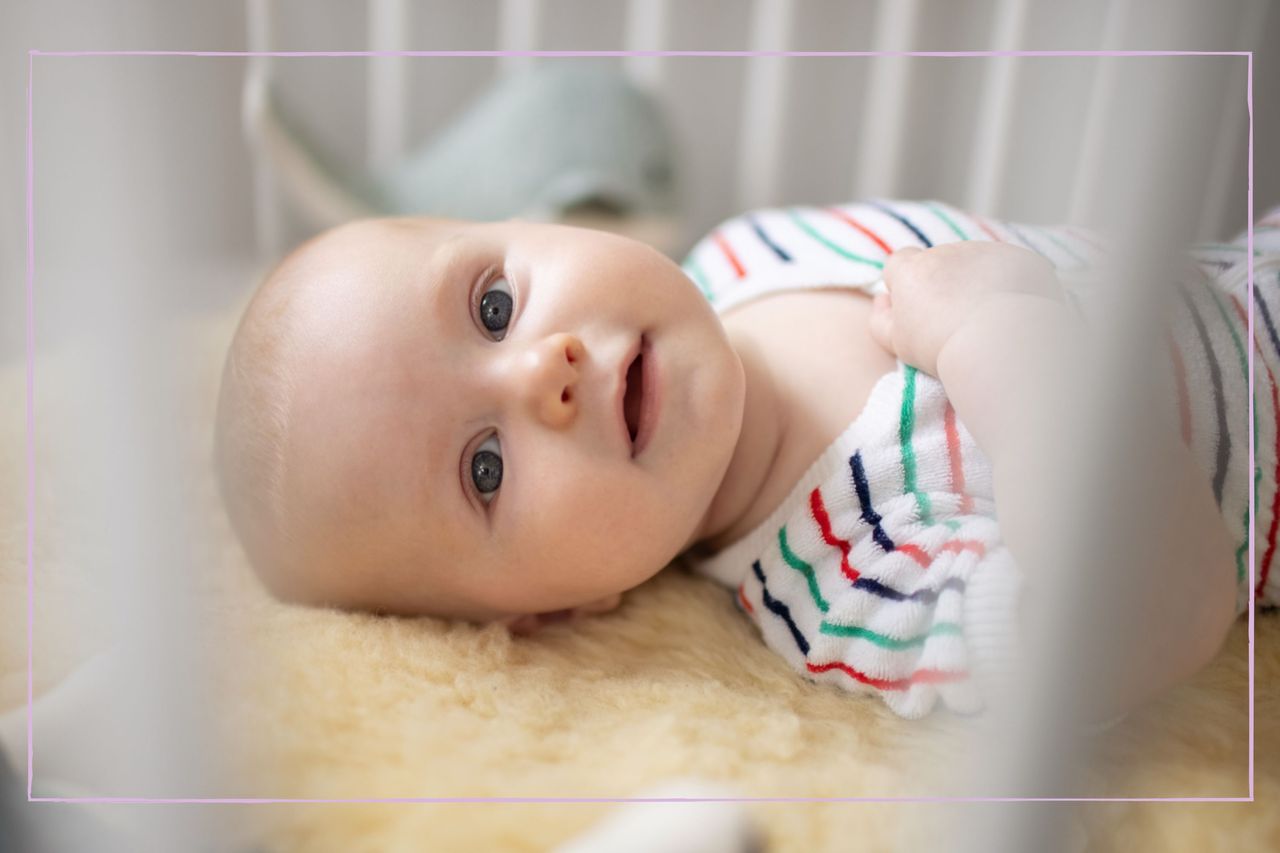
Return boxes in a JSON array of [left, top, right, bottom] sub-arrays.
[[683, 328, 788, 555]]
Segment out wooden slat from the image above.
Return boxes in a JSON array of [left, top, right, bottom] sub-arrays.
[[245, 0, 283, 255], [736, 0, 795, 210], [624, 0, 669, 91], [1198, 0, 1267, 241], [1068, 0, 1128, 225], [367, 0, 408, 171], [498, 0, 540, 77], [854, 0, 919, 199], [965, 0, 1028, 215]]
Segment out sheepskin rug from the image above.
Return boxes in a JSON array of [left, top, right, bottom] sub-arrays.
[[2, 310, 1275, 852]]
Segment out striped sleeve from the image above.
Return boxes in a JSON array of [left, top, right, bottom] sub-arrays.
[[680, 199, 1103, 317]]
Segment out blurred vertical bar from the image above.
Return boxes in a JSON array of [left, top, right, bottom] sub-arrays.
[[31, 46, 229, 839], [736, 0, 794, 211], [499, 0, 540, 77], [1197, 0, 1266, 242], [853, 0, 918, 199], [624, 0, 668, 91], [955, 19, 1235, 853], [245, 0, 283, 257], [1067, 0, 1127, 226], [964, 0, 1028, 214], [367, 0, 408, 172]]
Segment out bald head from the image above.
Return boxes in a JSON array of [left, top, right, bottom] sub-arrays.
[[214, 218, 477, 612]]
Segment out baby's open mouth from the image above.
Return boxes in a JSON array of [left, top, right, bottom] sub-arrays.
[[623, 346, 645, 445]]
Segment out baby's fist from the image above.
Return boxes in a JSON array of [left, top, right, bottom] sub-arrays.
[[868, 242, 1064, 377]]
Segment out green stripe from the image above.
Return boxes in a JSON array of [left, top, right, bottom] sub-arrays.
[[819, 620, 963, 650], [787, 209, 884, 269], [778, 526, 830, 613], [1035, 226, 1087, 267], [683, 257, 714, 302], [926, 202, 969, 241], [899, 366, 932, 522], [1202, 283, 1252, 585]]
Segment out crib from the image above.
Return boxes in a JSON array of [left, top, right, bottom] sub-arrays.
[[6, 1, 1275, 851], [231, 4, 1270, 849], [243, 0, 1264, 261]]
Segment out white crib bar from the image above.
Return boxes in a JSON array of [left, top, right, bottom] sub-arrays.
[[736, 0, 795, 211], [624, 0, 669, 91], [964, 0, 1028, 215], [853, 0, 919, 199], [245, 0, 284, 256], [1198, 0, 1267, 241], [499, 0, 540, 77], [367, 0, 408, 172], [1068, 0, 1129, 225]]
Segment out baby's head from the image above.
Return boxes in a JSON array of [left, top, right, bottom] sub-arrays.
[[214, 218, 745, 629]]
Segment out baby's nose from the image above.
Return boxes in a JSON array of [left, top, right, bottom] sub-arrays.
[[512, 332, 584, 429]]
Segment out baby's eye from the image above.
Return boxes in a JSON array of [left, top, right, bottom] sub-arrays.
[[470, 433, 503, 504], [477, 275, 514, 340]]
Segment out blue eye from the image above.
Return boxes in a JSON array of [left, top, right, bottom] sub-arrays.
[[470, 434, 502, 504], [477, 275, 514, 340]]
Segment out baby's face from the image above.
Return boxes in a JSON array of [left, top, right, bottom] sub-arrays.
[[278, 218, 745, 622]]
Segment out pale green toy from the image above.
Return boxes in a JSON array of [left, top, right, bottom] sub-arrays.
[[243, 63, 680, 236]]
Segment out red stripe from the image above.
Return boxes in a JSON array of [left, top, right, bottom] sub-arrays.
[[943, 402, 974, 514], [969, 214, 1005, 243], [809, 487, 859, 582], [1233, 293, 1280, 596], [737, 583, 755, 615], [1166, 332, 1193, 445], [824, 206, 893, 255], [712, 230, 746, 279], [806, 660, 967, 691], [1064, 225, 1104, 253], [896, 544, 932, 567], [893, 539, 986, 571], [940, 539, 987, 557], [1261, 364, 1279, 597]]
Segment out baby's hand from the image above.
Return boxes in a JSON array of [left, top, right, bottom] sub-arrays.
[[868, 242, 1065, 377]]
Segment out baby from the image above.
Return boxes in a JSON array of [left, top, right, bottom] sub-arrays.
[[215, 200, 1276, 720]]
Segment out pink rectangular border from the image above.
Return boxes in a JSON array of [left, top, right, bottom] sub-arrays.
[[24, 48, 1256, 805]]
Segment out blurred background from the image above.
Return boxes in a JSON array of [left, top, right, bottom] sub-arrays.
[[2, 0, 1276, 361]]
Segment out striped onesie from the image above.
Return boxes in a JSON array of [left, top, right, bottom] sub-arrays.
[[677, 199, 1280, 719]]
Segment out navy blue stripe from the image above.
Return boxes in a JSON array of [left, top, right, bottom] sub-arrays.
[[1004, 222, 1054, 263], [1178, 284, 1230, 504], [868, 200, 933, 247], [850, 452, 895, 553], [1255, 284, 1280, 361], [748, 215, 792, 262], [752, 560, 810, 655], [852, 576, 966, 604]]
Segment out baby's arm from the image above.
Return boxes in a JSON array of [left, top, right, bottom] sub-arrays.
[[873, 243, 1237, 720]]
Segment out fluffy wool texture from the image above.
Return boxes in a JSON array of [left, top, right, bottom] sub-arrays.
[[1, 303, 1276, 851]]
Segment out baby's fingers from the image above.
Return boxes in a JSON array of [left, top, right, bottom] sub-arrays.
[[883, 246, 924, 293], [868, 291, 896, 357]]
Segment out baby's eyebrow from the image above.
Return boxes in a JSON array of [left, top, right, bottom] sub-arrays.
[[422, 236, 472, 319]]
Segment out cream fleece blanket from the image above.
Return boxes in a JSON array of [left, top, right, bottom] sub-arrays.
[[1, 309, 1276, 852]]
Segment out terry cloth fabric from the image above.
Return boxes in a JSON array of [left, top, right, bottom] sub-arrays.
[[678, 199, 1280, 719]]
